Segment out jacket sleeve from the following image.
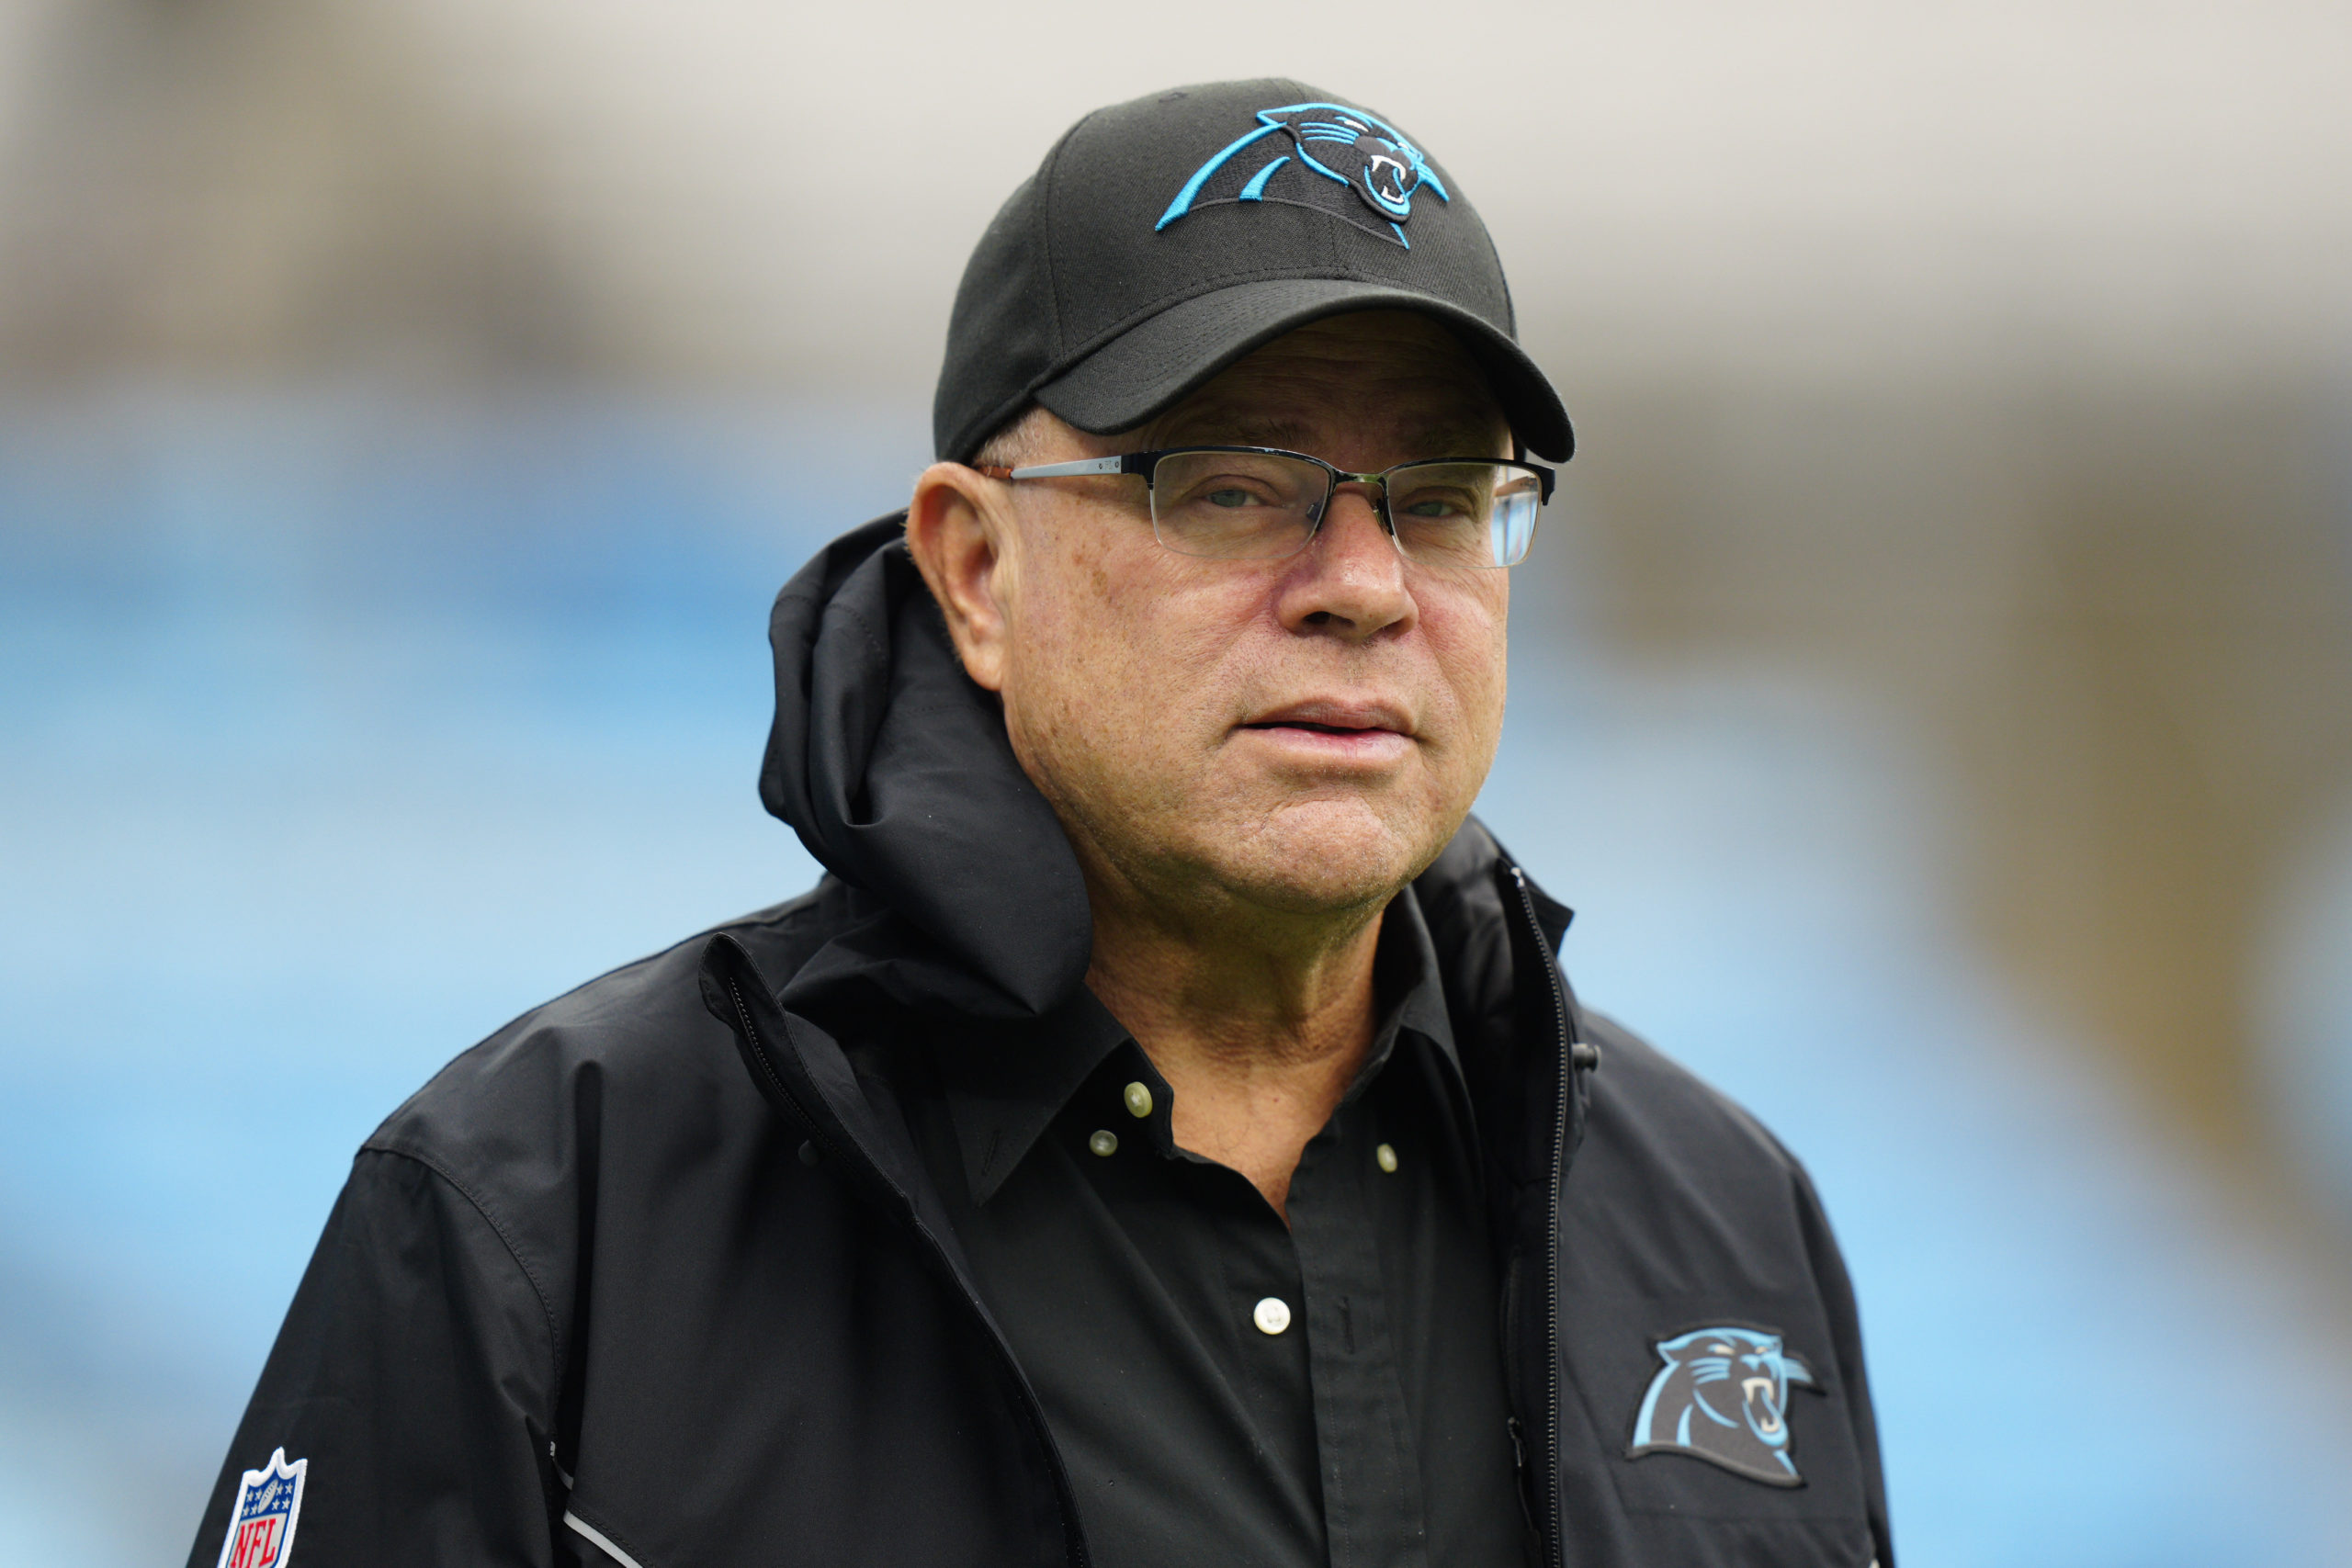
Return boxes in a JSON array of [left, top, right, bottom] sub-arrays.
[[1792, 1157, 1895, 1568], [187, 1147, 566, 1568]]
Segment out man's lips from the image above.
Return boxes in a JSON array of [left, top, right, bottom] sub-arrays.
[[1236, 701, 1415, 761], [1241, 699, 1411, 734]]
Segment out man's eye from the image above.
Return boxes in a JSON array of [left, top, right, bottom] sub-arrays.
[[1400, 494, 1472, 519], [1204, 486, 1263, 508]]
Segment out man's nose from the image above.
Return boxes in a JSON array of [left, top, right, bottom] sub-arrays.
[[1275, 485, 1416, 639]]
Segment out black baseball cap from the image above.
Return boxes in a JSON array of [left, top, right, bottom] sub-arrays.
[[933, 79, 1573, 464]]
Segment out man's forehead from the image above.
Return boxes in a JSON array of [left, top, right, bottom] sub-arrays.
[[1147, 407, 1506, 457], [1145, 314, 1510, 453]]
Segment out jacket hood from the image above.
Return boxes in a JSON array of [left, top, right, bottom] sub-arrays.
[[759, 513, 1093, 1019]]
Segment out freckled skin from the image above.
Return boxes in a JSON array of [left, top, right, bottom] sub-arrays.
[[905, 310, 1515, 1213]]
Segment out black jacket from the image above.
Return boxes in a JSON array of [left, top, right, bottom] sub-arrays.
[[192, 518, 1894, 1568]]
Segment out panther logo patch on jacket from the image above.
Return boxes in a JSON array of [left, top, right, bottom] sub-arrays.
[[1628, 1325, 1823, 1486], [1156, 101, 1450, 247]]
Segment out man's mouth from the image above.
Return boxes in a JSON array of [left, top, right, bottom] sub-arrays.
[[1241, 700, 1410, 735], [1238, 701, 1414, 760]]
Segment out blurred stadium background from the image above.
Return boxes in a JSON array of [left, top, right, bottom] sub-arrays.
[[4, 1, 2351, 1562]]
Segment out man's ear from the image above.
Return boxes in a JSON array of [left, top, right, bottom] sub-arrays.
[[904, 462, 1015, 692]]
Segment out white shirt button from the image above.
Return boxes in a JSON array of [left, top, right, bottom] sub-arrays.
[[1123, 1081, 1154, 1119], [1252, 1296, 1292, 1336], [1088, 1130, 1119, 1157], [1374, 1142, 1399, 1174]]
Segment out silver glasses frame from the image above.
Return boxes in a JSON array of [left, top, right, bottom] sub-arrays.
[[974, 445, 1555, 569]]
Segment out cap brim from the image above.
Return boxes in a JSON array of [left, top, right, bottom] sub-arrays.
[[1032, 278, 1573, 462]]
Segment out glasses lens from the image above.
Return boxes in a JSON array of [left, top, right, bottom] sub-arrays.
[[1148, 450, 1326, 559], [1385, 463, 1542, 568]]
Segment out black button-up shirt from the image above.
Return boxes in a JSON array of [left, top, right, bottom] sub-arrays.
[[902, 890, 1530, 1568]]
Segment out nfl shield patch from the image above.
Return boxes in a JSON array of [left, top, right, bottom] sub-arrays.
[[214, 1448, 307, 1568]]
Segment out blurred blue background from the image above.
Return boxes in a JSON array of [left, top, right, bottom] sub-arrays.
[[5, 3, 2352, 1564]]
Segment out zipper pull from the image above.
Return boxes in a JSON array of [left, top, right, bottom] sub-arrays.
[[1510, 863, 1599, 1075], [1506, 1416, 1542, 1543]]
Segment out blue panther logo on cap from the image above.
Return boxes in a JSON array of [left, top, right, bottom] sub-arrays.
[[1628, 1325, 1824, 1486], [1156, 102, 1450, 247]]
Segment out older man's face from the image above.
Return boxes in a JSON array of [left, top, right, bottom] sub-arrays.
[[978, 311, 1513, 924]]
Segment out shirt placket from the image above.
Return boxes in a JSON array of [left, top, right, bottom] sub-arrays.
[[1285, 1108, 1433, 1568]]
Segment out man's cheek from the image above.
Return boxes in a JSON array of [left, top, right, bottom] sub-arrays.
[[1431, 614, 1509, 722]]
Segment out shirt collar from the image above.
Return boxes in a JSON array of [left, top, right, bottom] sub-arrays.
[[1374, 879, 1460, 1084], [939, 884, 1461, 1204], [933, 984, 1129, 1207]]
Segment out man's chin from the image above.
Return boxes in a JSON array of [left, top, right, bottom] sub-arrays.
[[1201, 799, 1448, 917]]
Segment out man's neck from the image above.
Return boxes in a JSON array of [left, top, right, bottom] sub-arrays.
[[1082, 895, 1388, 1221]]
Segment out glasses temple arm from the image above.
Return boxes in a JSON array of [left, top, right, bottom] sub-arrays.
[[975, 455, 1158, 481]]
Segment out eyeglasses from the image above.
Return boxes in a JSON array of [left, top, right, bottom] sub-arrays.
[[976, 446, 1554, 570]]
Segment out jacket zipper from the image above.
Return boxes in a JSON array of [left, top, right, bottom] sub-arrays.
[[724, 976, 1094, 1568], [1509, 865, 1573, 1568]]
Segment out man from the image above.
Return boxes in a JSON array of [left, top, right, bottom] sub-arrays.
[[194, 81, 1892, 1568]]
